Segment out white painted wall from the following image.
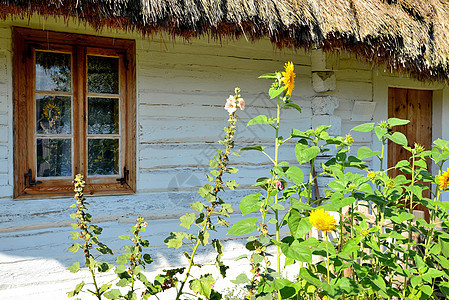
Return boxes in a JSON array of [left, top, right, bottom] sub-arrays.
[[0, 15, 447, 299]]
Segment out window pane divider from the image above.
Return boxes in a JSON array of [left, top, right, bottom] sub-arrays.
[[87, 135, 120, 138], [35, 90, 72, 96], [87, 93, 120, 98], [35, 135, 72, 138]]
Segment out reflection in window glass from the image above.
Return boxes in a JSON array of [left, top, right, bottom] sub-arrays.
[[37, 139, 72, 177], [36, 95, 71, 134], [87, 56, 119, 94], [35, 51, 71, 92], [88, 139, 119, 175], [88, 97, 119, 134]]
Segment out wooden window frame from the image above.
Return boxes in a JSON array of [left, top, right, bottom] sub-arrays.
[[13, 27, 136, 198]]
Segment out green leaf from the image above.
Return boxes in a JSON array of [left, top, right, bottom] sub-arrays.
[[340, 239, 359, 256], [288, 211, 312, 239], [247, 115, 275, 126], [190, 201, 204, 212], [240, 146, 265, 152], [395, 160, 409, 168], [299, 267, 322, 287], [388, 118, 410, 127], [116, 254, 128, 265], [189, 274, 215, 298], [99, 283, 112, 294], [374, 126, 388, 140], [209, 159, 218, 169], [180, 213, 196, 229], [357, 146, 380, 160], [68, 243, 81, 253], [227, 217, 257, 235], [231, 273, 250, 284], [115, 265, 126, 274], [104, 289, 122, 299], [351, 123, 375, 132], [371, 274, 387, 293], [116, 278, 129, 287], [284, 102, 302, 113], [285, 166, 304, 185], [68, 281, 84, 297], [422, 268, 445, 283], [295, 145, 320, 164], [439, 282, 449, 297], [70, 231, 79, 240], [280, 237, 312, 262], [271, 203, 284, 210], [258, 73, 278, 79], [390, 212, 415, 224], [388, 132, 408, 146], [290, 198, 313, 210], [119, 235, 130, 240], [410, 276, 422, 288], [240, 193, 262, 215], [419, 285, 433, 297], [199, 230, 210, 246], [68, 262, 80, 273], [165, 232, 187, 249], [320, 196, 356, 211], [225, 179, 238, 190], [269, 87, 285, 99]]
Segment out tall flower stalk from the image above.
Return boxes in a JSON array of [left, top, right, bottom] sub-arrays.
[[68, 174, 114, 299], [163, 88, 243, 300]]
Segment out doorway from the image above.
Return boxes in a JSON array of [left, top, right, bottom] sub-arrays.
[[388, 87, 432, 220]]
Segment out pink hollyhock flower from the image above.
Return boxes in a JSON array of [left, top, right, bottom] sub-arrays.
[[275, 180, 283, 190], [224, 95, 237, 114], [237, 98, 245, 110]]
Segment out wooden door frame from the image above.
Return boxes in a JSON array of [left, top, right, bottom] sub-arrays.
[[373, 72, 449, 202]]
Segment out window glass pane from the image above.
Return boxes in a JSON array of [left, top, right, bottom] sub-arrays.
[[35, 51, 71, 92], [37, 139, 72, 177], [87, 56, 119, 94], [88, 97, 119, 134], [36, 95, 71, 134], [88, 139, 119, 175]]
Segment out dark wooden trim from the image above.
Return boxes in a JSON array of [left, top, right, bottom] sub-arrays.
[[13, 27, 134, 51], [13, 27, 136, 198]]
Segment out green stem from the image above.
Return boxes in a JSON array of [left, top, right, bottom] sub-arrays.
[[275, 96, 281, 300], [176, 219, 209, 300], [89, 265, 102, 300], [308, 157, 316, 208], [325, 233, 331, 284]]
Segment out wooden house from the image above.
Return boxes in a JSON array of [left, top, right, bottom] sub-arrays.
[[0, 0, 449, 298]]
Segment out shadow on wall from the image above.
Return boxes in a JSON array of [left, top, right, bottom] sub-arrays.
[[0, 201, 254, 299]]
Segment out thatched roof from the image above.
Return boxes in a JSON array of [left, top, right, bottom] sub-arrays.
[[2, 0, 449, 81]]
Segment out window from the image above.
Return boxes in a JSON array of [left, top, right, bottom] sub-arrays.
[[13, 28, 136, 198]]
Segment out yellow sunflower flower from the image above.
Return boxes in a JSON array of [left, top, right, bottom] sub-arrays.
[[437, 169, 449, 191], [282, 61, 295, 96], [43, 103, 60, 118], [309, 209, 337, 233]]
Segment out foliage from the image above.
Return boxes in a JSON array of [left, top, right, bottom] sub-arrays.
[[68, 175, 156, 299], [226, 63, 449, 299], [68, 62, 449, 300]]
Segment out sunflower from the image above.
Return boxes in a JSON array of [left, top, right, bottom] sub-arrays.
[[281, 61, 295, 96], [43, 103, 60, 118], [437, 169, 449, 191], [309, 209, 337, 233]]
